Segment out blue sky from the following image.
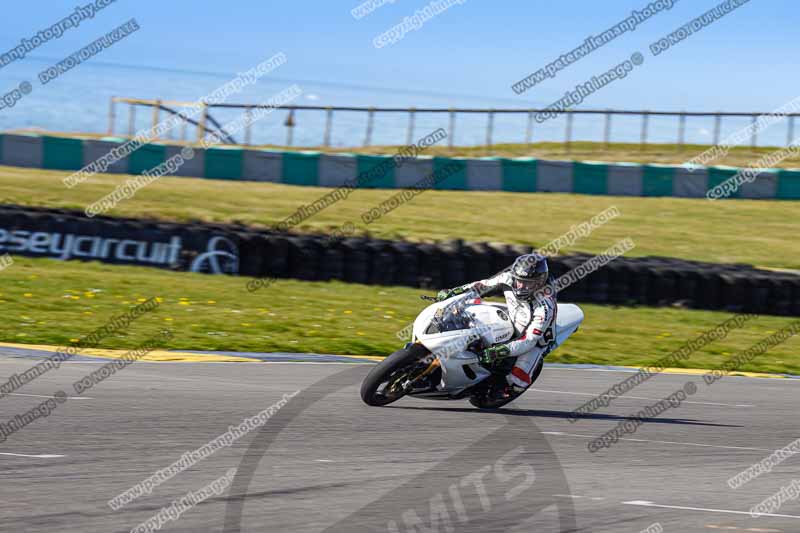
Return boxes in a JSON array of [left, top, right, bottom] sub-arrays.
[[0, 0, 796, 112]]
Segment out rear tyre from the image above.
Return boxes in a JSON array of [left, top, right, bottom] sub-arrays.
[[469, 357, 544, 409], [360, 343, 431, 406]]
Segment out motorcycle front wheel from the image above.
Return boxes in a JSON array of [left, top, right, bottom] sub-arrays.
[[360, 343, 432, 406]]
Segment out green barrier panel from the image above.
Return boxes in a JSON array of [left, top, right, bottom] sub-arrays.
[[642, 165, 674, 197], [573, 162, 608, 195], [708, 166, 740, 199], [282, 152, 320, 186], [128, 143, 166, 175], [433, 157, 467, 190], [42, 136, 83, 171], [501, 159, 537, 192], [777, 169, 800, 199], [356, 154, 395, 188], [205, 147, 243, 180]]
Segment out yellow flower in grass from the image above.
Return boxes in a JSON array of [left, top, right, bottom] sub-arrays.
[[357, 332, 365, 336], [137, 298, 147, 303], [344, 310, 353, 314], [207, 300, 216, 304], [179, 301, 190, 306], [163, 317, 173, 322], [155, 297, 164, 303], [23, 293, 32, 298]]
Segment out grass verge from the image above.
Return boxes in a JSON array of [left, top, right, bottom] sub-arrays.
[[2, 256, 798, 375], [2, 165, 799, 270]]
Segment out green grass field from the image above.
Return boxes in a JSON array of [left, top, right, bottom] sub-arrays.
[[2, 165, 799, 270], [2, 256, 798, 375]]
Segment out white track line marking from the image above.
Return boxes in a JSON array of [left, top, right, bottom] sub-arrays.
[[623, 500, 800, 520], [0, 452, 65, 458], [542, 431, 772, 452], [5, 392, 92, 400], [531, 388, 753, 407]]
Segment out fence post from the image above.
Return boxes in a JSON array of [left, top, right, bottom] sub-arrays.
[[364, 108, 375, 147], [197, 103, 208, 142], [526, 111, 534, 145], [244, 107, 253, 146], [152, 99, 161, 140], [108, 97, 116, 135], [789, 116, 796, 145], [285, 109, 296, 146], [603, 110, 612, 148], [448, 109, 455, 149], [406, 107, 416, 146], [128, 104, 136, 138], [565, 112, 574, 153], [677, 112, 686, 149], [751, 115, 758, 149], [486, 109, 495, 153], [640, 112, 649, 151], [323, 108, 333, 147], [713, 113, 721, 146]]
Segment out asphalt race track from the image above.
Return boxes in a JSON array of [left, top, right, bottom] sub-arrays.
[[0, 349, 798, 533]]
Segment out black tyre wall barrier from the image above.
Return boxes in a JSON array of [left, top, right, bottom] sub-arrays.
[[0, 204, 797, 317]]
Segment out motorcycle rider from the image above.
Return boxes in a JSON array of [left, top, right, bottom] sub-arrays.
[[437, 253, 556, 394]]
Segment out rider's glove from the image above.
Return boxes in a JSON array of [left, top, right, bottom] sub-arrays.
[[480, 344, 510, 364], [436, 290, 452, 301], [436, 287, 466, 301]]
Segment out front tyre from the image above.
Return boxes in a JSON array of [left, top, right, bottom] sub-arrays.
[[360, 343, 432, 406]]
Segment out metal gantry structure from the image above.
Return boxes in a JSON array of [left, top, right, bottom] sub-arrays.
[[108, 96, 800, 152]]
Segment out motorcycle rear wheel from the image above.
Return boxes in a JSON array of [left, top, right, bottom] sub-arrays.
[[360, 343, 432, 406], [469, 357, 544, 409]]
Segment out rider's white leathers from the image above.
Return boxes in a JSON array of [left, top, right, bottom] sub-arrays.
[[457, 271, 557, 388]]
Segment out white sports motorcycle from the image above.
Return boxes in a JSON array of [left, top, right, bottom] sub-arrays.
[[361, 290, 584, 409]]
